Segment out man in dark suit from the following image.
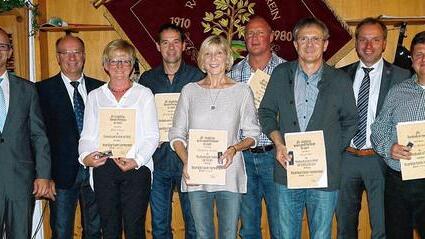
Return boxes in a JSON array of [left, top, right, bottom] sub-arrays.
[[0, 27, 50, 239], [37, 35, 103, 239], [336, 18, 411, 239], [258, 18, 358, 239]]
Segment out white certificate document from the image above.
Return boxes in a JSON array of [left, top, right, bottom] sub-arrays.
[[397, 120, 425, 180], [155, 93, 180, 142], [187, 129, 228, 185], [98, 108, 136, 158], [285, 130, 328, 189], [248, 69, 270, 109]]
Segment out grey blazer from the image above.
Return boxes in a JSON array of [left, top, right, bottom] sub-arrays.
[[0, 73, 50, 200], [259, 61, 358, 190]]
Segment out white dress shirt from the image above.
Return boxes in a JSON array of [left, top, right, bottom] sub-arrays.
[[0, 71, 10, 113], [78, 83, 159, 189], [61, 72, 88, 106], [351, 58, 383, 149]]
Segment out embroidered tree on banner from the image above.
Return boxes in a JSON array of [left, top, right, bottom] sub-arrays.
[[201, 0, 255, 59]]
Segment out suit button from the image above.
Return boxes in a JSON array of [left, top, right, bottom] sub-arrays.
[[293, 121, 297, 125], [0, 138, 4, 143], [289, 100, 294, 104]]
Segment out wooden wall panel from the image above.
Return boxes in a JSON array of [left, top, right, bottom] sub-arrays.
[[35, 0, 425, 238], [35, 0, 119, 82]]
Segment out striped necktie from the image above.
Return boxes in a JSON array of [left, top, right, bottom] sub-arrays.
[[0, 78, 6, 133], [70, 81, 85, 134], [353, 67, 373, 149]]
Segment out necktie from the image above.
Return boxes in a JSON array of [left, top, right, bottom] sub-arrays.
[[353, 67, 373, 149], [70, 81, 85, 134], [0, 78, 6, 133]]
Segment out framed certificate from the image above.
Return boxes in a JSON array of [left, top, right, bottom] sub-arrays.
[[248, 69, 271, 109], [284, 130, 327, 189], [396, 120, 425, 180], [98, 108, 136, 158], [187, 129, 228, 185], [155, 93, 180, 142]]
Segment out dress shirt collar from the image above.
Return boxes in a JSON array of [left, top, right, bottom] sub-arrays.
[[244, 52, 281, 74], [297, 63, 323, 82], [358, 57, 383, 74], [0, 71, 8, 85], [61, 72, 84, 86]]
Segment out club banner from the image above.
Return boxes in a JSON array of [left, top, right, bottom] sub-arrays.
[[103, 0, 352, 68]]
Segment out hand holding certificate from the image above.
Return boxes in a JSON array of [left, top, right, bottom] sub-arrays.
[[186, 129, 228, 185], [396, 120, 425, 180], [284, 130, 327, 189]]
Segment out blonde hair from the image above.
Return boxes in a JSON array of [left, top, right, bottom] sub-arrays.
[[197, 35, 234, 73], [102, 39, 136, 66]]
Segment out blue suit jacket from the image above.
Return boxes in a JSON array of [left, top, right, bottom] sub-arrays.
[[36, 73, 103, 189]]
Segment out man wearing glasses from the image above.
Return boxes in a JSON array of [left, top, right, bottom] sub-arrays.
[[336, 18, 410, 239], [36, 35, 103, 239], [258, 17, 358, 239], [0, 27, 51, 239]]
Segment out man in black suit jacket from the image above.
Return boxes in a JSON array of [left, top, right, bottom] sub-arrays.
[[37, 35, 103, 239], [0, 28, 50, 239], [258, 18, 358, 239], [336, 18, 411, 239]]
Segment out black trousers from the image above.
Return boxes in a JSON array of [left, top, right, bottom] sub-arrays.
[[385, 166, 425, 239], [93, 159, 151, 239], [337, 152, 386, 239]]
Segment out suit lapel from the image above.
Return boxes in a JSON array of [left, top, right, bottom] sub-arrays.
[[1, 73, 18, 134], [287, 62, 301, 131], [376, 61, 392, 113], [347, 62, 359, 82], [84, 76, 97, 93]]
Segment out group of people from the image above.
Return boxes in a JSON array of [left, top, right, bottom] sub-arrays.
[[0, 13, 424, 239]]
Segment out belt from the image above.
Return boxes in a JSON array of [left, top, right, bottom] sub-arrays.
[[345, 146, 376, 157], [248, 145, 274, 153]]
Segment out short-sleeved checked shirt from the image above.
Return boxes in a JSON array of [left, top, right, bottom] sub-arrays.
[[227, 52, 285, 146]]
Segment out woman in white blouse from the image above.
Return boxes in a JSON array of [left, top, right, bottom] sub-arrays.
[[78, 39, 159, 239], [169, 35, 260, 239]]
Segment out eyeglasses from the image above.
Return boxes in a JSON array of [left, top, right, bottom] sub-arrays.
[[57, 50, 84, 57], [296, 36, 325, 45], [412, 52, 425, 61], [0, 43, 11, 51], [108, 59, 133, 67]]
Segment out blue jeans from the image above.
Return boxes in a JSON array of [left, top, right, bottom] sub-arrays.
[[240, 150, 280, 239], [49, 167, 101, 239], [188, 191, 241, 239], [276, 184, 338, 239], [150, 170, 195, 239]]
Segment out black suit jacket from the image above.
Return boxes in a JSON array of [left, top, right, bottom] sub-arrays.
[[341, 60, 411, 114], [0, 73, 50, 200], [36, 73, 104, 189], [259, 61, 358, 190]]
